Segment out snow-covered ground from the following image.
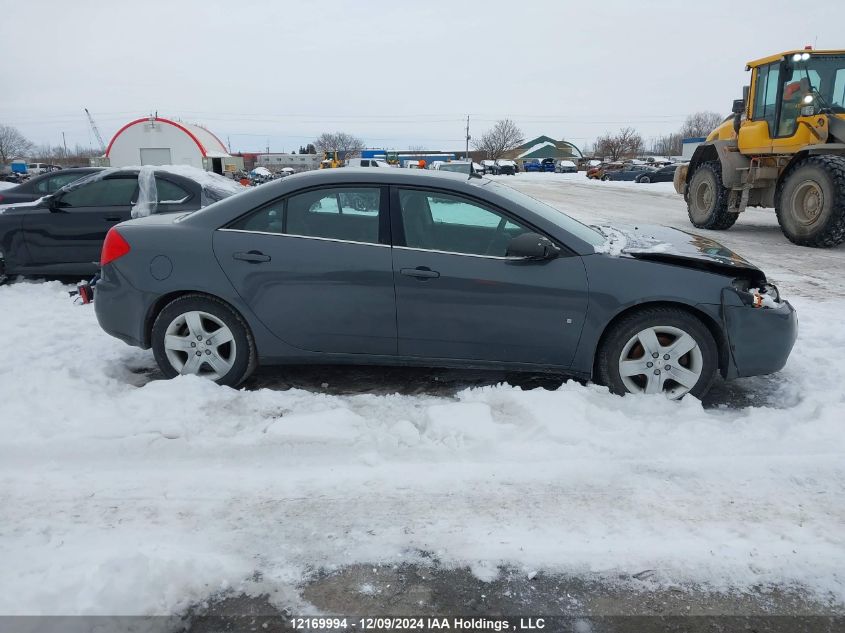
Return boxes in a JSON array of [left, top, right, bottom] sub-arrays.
[[1, 174, 844, 615], [0, 181, 17, 190]]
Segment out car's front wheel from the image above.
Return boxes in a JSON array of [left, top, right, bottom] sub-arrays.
[[597, 307, 717, 399], [152, 294, 257, 387]]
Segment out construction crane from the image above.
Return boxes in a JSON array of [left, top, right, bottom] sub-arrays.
[[85, 108, 107, 154]]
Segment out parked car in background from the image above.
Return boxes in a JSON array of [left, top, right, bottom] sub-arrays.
[[480, 159, 496, 174], [495, 159, 517, 175], [602, 164, 656, 182], [587, 162, 623, 180], [556, 160, 578, 174], [0, 166, 244, 279], [0, 167, 103, 205], [26, 163, 62, 176], [522, 159, 542, 172], [637, 164, 678, 183], [437, 161, 478, 175], [94, 168, 796, 402]]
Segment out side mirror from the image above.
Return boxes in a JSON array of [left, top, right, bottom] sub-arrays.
[[732, 99, 745, 115], [506, 232, 560, 261]]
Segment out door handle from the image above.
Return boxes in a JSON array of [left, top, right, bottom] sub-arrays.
[[233, 251, 271, 263], [400, 266, 440, 279], [104, 216, 122, 222]]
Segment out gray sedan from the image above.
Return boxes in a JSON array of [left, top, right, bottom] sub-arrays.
[[94, 169, 797, 399]]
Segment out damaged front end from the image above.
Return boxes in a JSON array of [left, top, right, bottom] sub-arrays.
[[717, 277, 797, 379]]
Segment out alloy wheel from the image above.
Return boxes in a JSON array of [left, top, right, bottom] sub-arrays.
[[163, 310, 237, 380], [618, 325, 703, 399]]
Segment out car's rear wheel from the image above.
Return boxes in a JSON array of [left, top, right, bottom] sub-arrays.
[[597, 307, 717, 399], [601, 175, 609, 181], [639, 175, 651, 183], [152, 294, 257, 387]]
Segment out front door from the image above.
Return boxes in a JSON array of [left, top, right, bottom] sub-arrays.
[[390, 187, 588, 367], [20, 174, 137, 270], [213, 185, 396, 355]]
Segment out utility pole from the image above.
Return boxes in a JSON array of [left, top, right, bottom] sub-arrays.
[[61, 132, 68, 160], [465, 115, 470, 160]]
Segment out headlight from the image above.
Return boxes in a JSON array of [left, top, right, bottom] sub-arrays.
[[732, 280, 781, 308]]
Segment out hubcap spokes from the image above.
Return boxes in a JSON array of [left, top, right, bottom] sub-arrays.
[[163, 311, 236, 380], [618, 326, 703, 399]]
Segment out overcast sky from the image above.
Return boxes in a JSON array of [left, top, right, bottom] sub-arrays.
[[2, 0, 844, 154]]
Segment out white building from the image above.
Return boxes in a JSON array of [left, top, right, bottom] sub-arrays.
[[256, 153, 320, 171], [104, 116, 243, 174]]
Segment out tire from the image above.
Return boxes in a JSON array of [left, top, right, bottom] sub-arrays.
[[151, 294, 257, 387], [775, 155, 845, 247], [601, 175, 609, 181], [639, 175, 651, 183], [596, 306, 718, 400], [686, 161, 738, 230]]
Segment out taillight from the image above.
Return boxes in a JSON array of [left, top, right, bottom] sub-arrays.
[[100, 228, 131, 266], [0, 195, 4, 203]]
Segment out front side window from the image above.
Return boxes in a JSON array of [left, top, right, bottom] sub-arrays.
[[58, 177, 137, 207], [398, 189, 530, 257]]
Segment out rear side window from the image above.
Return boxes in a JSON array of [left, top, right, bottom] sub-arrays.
[[35, 172, 87, 194], [229, 187, 382, 244], [59, 177, 137, 207], [155, 177, 191, 203], [229, 199, 284, 234]]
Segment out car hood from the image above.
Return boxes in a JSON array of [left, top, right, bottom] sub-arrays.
[[593, 224, 765, 280]]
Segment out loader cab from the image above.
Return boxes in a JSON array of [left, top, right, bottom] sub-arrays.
[[739, 50, 845, 154]]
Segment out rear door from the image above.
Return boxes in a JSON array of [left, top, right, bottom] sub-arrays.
[[390, 186, 588, 367], [213, 185, 397, 355], [20, 174, 138, 268]]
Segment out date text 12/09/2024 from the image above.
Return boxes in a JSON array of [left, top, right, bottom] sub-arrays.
[[292, 617, 547, 631]]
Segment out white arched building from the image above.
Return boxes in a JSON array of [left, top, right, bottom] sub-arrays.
[[104, 116, 242, 174]]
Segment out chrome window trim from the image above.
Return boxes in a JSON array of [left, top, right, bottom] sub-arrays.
[[217, 228, 388, 248], [394, 245, 511, 260]]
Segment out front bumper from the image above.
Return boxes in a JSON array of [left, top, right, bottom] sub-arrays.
[[722, 295, 798, 378]]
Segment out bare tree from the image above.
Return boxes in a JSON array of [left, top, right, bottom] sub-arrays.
[[650, 132, 683, 157], [0, 124, 33, 166], [594, 127, 644, 161], [313, 132, 365, 159], [472, 119, 525, 160], [679, 111, 725, 139]]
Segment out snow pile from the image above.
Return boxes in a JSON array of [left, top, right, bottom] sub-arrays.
[[592, 224, 673, 256], [0, 181, 16, 190], [0, 281, 844, 615]]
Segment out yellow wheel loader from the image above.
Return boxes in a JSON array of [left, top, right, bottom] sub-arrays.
[[675, 49, 845, 247], [320, 151, 342, 169]]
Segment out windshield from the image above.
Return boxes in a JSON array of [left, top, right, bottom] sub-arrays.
[[482, 181, 606, 248], [789, 54, 845, 112]]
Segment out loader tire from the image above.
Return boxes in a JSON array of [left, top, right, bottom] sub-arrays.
[[687, 161, 738, 230], [776, 155, 845, 248]]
